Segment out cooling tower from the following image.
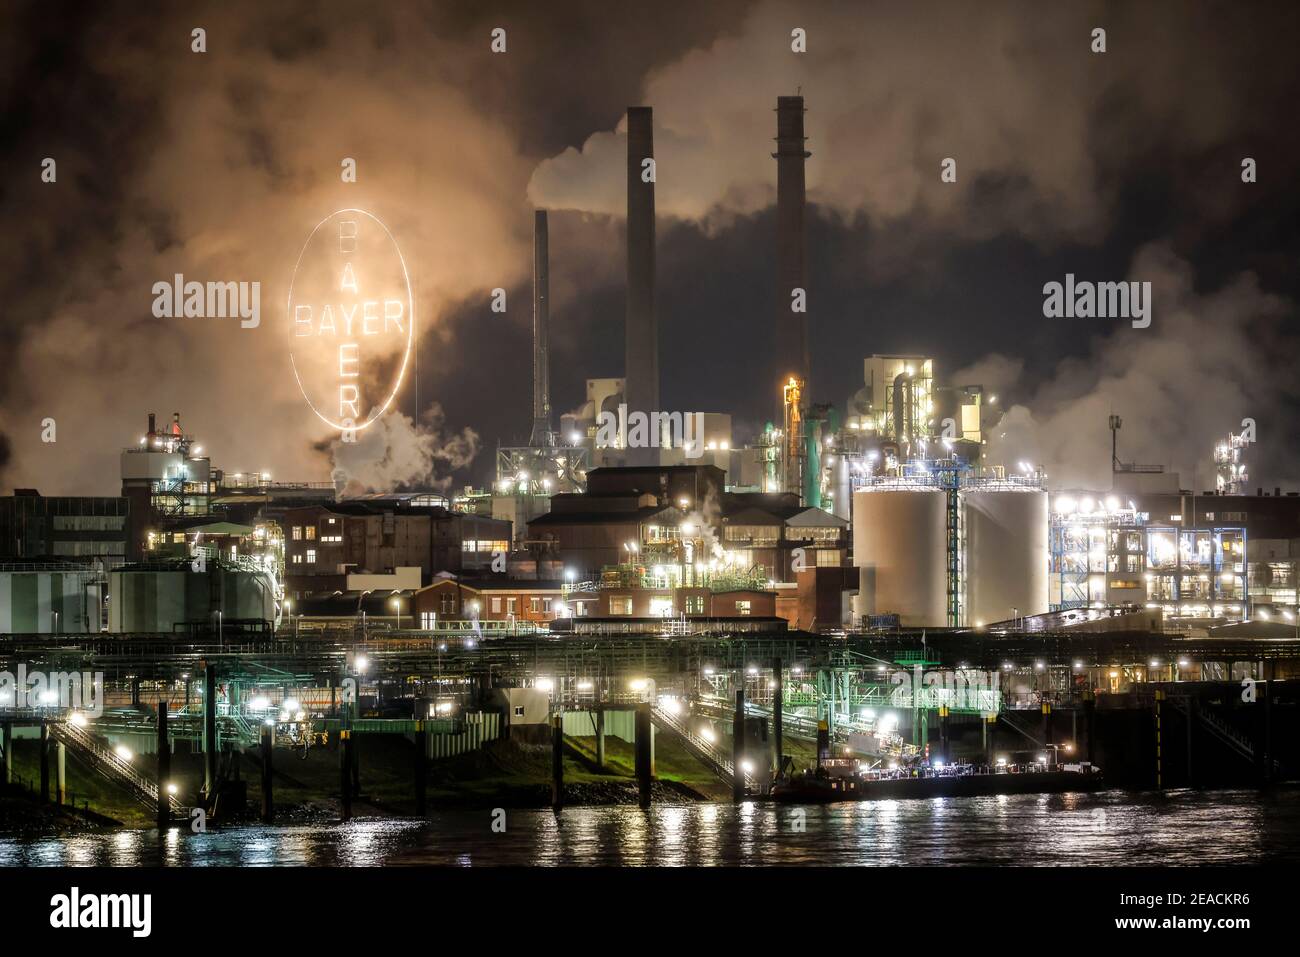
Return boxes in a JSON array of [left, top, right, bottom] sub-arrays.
[[962, 488, 1049, 626], [853, 488, 948, 626]]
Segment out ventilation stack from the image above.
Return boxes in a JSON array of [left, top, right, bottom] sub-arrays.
[[529, 210, 552, 446]]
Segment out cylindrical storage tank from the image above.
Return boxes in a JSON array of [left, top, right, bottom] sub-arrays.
[[853, 488, 948, 626], [109, 566, 276, 632], [962, 488, 1049, 627]]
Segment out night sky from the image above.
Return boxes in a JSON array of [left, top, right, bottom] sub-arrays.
[[1, 0, 1298, 496]]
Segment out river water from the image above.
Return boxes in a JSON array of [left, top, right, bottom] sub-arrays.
[[2, 789, 1296, 867]]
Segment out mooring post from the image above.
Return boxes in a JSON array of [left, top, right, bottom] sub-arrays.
[[350, 734, 361, 798], [202, 662, 218, 803], [260, 722, 274, 824], [635, 703, 653, 809], [772, 656, 784, 778], [732, 689, 746, 803], [1083, 690, 1096, 764], [1263, 660, 1274, 785], [56, 742, 67, 806], [1, 722, 11, 786], [595, 707, 605, 768], [414, 722, 428, 816], [340, 729, 353, 822], [984, 713, 996, 768], [551, 714, 564, 814], [157, 700, 170, 829], [1153, 689, 1164, 790], [39, 720, 50, 803], [938, 705, 950, 764], [1041, 702, 1053, 764]]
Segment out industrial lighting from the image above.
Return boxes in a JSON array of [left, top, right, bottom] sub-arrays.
[[700, 726, 716, 743], [249, 696, 271, 711], [576, 680, 593, 691], [114, 745, 133, 762], [629, 678, 647, 691], [536, 678, 554, 692], [355, 655, 369, 673], [996, 756, 1008, 766], [933, 760, 944, 770], [69, 712, 88, 727], [283, 698, 300, 712], [166, 783, 178, 795], [740, 760, 754, 775]]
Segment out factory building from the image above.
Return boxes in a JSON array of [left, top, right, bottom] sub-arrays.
[[0, 490, 129, 562], [121, 411, 334, 560], [279, 501, 511, 599], [1050, 485, 1300, 623], [528, 464, 847, 584], [412, 577, 565, 626]]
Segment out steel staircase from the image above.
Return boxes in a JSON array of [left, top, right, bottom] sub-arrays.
[[49, 720, 186, 815]]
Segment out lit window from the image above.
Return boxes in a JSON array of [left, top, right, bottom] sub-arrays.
[[292, 526, 302, 540], [306, 549, 316, 564], [530, 597, 541, 613], [610, 597, 632, 615], [491, 597, 502, 614], [305, 526, 316, 540], [736, 600, 752, 615]]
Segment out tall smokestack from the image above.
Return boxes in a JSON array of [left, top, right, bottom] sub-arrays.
[[529, 210, 552, 446], [625, 107, 659, 420], [774, 95, 811, 393]]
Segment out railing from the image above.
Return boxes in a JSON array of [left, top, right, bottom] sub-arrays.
[[650, 705, 753, 788], [49, 720, 186, 814]]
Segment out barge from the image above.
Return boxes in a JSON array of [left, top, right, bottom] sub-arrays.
[[770, 759, 1104, 803]]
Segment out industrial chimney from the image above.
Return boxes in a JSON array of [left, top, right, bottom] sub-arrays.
[[774, 95, 811, 392], [774, 95, 811, 499], [625, 107, 659, 422], [529, 210, 552, 446]]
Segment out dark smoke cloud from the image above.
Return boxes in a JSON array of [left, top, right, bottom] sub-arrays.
[[2, 0, 1299, 495]]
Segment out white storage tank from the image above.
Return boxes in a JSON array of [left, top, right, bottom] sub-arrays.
[[962, 488, 1049, 627], [852, 487, 948, 626]]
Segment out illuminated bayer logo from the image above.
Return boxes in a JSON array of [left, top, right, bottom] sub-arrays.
[[287, 209, 414, 433]]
